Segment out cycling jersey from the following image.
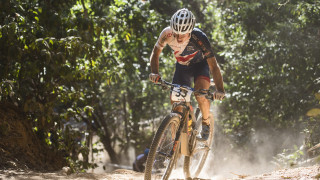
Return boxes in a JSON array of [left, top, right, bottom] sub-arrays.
[[155, 27, 215, 66]]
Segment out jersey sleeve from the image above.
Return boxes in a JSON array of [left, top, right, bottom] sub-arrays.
[[155, 27, 171, 50], [191, 29, 216, 59]]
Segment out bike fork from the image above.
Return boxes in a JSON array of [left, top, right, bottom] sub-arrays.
[[169, 117, 185, 157]]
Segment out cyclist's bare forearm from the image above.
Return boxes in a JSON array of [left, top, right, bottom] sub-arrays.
[[150, 46, 162, 74], [207, 56, 225, 93]]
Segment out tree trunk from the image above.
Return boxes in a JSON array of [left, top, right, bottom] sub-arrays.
[[96, 105, 120, 164], [123, 94, 130, 152]]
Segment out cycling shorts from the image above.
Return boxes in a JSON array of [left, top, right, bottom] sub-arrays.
[[172, 59, 210, 87]]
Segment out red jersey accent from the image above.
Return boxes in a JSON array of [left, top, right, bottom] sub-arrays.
[[176, 51, 199, 63]]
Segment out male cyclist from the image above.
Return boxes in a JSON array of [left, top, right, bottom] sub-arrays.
[[149, 8, 225, 141]]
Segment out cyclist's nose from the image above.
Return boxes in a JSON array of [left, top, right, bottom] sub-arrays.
[[177, 34, 185, 42]]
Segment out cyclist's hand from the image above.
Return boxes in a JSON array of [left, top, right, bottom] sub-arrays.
[[213, 91, 225, 100], [149, 73, 161, 83]]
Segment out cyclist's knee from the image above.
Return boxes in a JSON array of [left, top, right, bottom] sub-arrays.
[[196, 95, 209, 104]]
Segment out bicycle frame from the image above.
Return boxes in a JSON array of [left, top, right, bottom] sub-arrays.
[[157, 79, 213, 158], [170, 102, 192, 157]]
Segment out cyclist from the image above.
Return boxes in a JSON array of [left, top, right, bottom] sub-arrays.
[[133, 148, 149, 172], [149, 8, 225, 141]]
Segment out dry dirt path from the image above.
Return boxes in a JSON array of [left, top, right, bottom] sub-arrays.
[[0, 164, 319, 180]]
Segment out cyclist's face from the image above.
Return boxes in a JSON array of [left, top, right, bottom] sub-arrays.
[[174, 33, 190, 44]]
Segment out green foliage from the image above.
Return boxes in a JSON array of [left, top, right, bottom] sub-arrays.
[[272, 145, 305, 168], [207, 0, 320, 140], [1, 0, 319, 171], [0, 0, 170, 167]]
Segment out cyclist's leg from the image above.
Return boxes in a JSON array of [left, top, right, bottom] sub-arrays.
[[193, 60, 211, 124], [195, 78, 210, 123]]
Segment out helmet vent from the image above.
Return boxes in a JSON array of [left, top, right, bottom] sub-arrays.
[[170, 8, 196, 35]]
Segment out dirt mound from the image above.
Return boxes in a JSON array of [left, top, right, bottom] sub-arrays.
[[0, 103, 66, 171]]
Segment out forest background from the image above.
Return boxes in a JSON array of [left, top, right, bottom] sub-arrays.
[[0, 0, 319, 173]]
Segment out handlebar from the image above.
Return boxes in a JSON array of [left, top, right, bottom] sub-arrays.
[[155, 79, 215, 101]]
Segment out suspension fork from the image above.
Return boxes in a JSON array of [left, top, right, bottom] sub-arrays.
[[169, 103, 190, 156]]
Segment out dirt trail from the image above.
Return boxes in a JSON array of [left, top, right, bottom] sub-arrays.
[[241, 164, 320, 180], [1, 164, 319, 180]]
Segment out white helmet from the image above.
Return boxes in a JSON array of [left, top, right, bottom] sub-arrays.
[[170, 8, 196, 35]]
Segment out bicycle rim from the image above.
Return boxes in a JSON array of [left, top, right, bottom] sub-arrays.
[[144, 113, 181, 180], [183, 114, 214, 178]]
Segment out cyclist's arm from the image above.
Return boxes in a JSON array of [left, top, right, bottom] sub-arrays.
[[150, 27, 171, 74], [207, 56, 225, 93], [191, 30, 224, 92], [150, 45, 162, 74]]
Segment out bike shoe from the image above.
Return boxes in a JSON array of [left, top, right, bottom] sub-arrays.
[[197, 124, 210, 141]]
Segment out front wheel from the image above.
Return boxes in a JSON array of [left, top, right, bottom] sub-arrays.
[[183, 113, 214, 178], [144, 113, 181, 180]]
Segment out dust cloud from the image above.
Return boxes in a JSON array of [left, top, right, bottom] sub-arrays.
[[198, 107, 306, 179], [87, 107, 305, 180]]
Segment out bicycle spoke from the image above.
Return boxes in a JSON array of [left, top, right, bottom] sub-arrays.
[[156, 151, 172, 158]]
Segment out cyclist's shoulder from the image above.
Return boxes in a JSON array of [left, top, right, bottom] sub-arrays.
[[190, 28, 215, 55], [191, 28, 210, 41], [156, 27, 174, 47], [160, 26, 174, 35]]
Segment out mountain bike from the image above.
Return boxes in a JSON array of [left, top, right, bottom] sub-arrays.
[[144, 79, 215, 180]]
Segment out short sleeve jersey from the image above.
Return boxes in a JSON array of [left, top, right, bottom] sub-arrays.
[[155, 27, 215, 66]]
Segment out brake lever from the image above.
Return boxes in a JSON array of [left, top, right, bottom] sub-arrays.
[[205, 93, 214, 101], [195, 89, 214, 101], [156, 80, 170, 90], [162, 85, 170, 90]]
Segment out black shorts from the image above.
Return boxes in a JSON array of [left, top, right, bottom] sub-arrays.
[[172, 60, 210, 87]]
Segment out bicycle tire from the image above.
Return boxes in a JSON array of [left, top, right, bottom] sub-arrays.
[[144, 113, 181, 180], [183, 112, 214, 178]]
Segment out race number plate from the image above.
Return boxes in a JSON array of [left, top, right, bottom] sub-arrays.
[[171, 87, 192, 102]]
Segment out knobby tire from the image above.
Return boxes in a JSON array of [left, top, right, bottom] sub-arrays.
[[144, 113, 181, 180], [183, 112, 214, 178]]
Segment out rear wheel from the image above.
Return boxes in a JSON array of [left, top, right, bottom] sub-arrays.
[[183, 112, 214, 178], [144, 113, 181, 180]]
